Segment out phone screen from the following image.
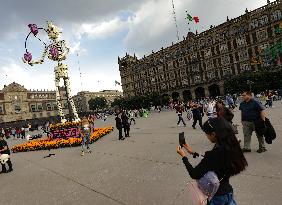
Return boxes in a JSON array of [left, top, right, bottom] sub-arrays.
[[179, 132, 186, 147]]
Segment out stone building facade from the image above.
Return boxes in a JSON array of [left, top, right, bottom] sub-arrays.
[[73, 90, 123, 113], [0, 82, 69, 123], [119, 0, 282, 101]]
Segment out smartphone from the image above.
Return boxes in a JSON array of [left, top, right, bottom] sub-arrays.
[[179, 132, 186, 147]]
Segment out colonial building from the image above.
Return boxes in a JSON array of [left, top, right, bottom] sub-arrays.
[[118, 0, 282, 100], [0, 82, 69, 123], [73, 90, 123, 113]]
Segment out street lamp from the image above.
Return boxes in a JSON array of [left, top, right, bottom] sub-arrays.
[[247, 80, 254, 92]]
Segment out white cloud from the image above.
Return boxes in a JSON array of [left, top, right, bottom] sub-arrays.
[[76, 17, 129, 39]]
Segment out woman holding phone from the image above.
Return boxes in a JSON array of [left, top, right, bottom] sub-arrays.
[[177, 118, 248, 205]]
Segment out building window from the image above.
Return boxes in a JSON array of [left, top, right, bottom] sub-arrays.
[[256, 29, 268, 40], [239, 50, 249, 61], [223, 67, 232, 76], [64, 102, 68, 108], [219, 44, 228, 54], [204, 48, 212, 58], [37, 104, 43, 111], [250, 19, 259, 29], [241, 63, 251, 72], [236, 37, 246, 47], [14, 95, 18, 100], [207, 72, 216, 79], [205, 60, 213, 70], [221, 55, 230, 65], [46, 103, 52, 111], [192, 64, 200, 72], [194, 75, 201, 83], [30, 104, 36, 112], [0, 105, 3, 114], [15, 105, 21, 114], [260, 15, 268, 25], [271, 10, 281, 22]]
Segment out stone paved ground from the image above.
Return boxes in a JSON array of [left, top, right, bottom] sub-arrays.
[[1, 101, 282, 205]]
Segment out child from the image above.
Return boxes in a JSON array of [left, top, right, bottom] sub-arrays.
[[0, 133, 13, 173], [80, 117, 92, 156]]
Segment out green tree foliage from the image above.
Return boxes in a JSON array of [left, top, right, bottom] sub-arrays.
[[224, 69, 282, 94], [111, 93, 164, 110], [88, 97, 107, 110]]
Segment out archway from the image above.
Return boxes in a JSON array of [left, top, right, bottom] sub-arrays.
[[208, 84, 221, 98], [161, 94, 170, 105], [183, 90, 192, 102], [195, 87, 205, 99], [171, 92, 180, 102]]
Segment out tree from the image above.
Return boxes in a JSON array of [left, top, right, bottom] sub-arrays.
[[224, 68, 282, 94], [88, 97, 107, 111]]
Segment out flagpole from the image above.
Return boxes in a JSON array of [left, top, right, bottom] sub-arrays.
[[77, 53, 83, 91], [171, 0, 180, 42]]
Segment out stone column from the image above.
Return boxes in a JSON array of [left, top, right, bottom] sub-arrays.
[[204, 86, 209, 97], [219, 83, 225, 96], [191, 88, 196, 99]]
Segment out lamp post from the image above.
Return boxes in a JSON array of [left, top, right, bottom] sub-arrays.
[[247, 80, 254, 92]]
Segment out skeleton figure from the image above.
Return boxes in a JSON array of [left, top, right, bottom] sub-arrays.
[[23, 21, 79, 123]]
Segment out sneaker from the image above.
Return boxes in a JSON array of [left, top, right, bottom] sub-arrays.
[[184, 125, 187, 127], [7, 169, 13, 173], [192, 126, 196, 129], [81, 151, 84, 156], [87, 149, 92, 153], [257, 148, 267, 153], [242, 148, 251, 153], [0, 170, 7, 174]]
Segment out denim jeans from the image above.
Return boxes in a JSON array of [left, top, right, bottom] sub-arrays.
[[177, 114, 186, 125], [208, 192, 237, 205], [81, 133, 90, 151]]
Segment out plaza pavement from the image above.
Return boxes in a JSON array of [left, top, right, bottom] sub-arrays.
[[1, 101, 282, 205]]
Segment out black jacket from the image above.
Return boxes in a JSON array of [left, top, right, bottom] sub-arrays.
[[182, 146, 233, 196], [254, 118, 276, 144], [264, 118, 276, 144], [115, 116, 122, 129]]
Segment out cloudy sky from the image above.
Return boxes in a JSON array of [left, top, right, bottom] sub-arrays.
[[0, 0, 271, 95]]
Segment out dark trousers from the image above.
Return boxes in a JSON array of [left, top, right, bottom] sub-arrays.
[[124, 126, 130, 137], [192, 117, 203, 128], [1, 159, 13, 172], [177, 114, 186, 125], [118, 128, 123, 139]]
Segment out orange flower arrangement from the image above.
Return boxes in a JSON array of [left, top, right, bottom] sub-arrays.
[[12, 127, 113, 153], [49, 121, 81, 131]]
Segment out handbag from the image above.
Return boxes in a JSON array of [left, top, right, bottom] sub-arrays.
[[0, 154, 10, 164], [187, 171, 221, 205], [187, 181, 207, 205]]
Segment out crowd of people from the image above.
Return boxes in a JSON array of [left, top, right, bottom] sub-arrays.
[[0, 88, 279, 205], [175, 90, 276, 204]]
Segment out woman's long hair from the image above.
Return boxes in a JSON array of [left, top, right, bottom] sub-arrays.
[[202, 118, 248, 176]]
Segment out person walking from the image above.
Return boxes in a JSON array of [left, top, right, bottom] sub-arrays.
[[176, 118, 248, 205], [129, 110, 136, 125], [190, 102, 203, 129], [80, 117, 92, 156], [11, 128, 16, 139], [239, 91, 267, 153], [176, 104, 186, 127], [0, 133, 13, 173]]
